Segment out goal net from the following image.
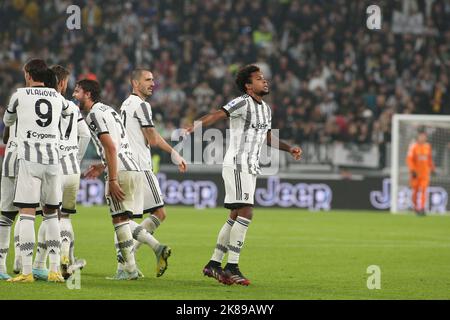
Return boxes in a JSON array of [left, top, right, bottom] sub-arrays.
[[391, 114, 450, 214]]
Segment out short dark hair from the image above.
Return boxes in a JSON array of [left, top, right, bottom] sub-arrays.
[[44, 69, 57, 89], [418, 126, 427, 135], [51, 65, 70, 84], [24, 59, 48, 82], [130, 69, 147, 85], [235, 65, 260, 93], [76, 79, 101, 102]]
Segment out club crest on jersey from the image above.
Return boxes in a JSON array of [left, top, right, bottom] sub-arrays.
[[89, 123, 97, 131]]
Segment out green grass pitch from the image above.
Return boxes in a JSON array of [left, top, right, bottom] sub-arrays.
[[1, 206, 449, 300]]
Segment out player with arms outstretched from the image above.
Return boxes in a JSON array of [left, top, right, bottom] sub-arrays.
[[185, 65, 302, 286]]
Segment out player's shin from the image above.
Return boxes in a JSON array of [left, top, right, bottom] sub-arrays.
[[227, 216, 251, 264], [44, 213, 61, 273], [33, 219, 48, 270], [60, 216, 74, 264], [19, 214, 36, 275], [129, 219, 159, 251], [0, 214, 14, 274], [141, 214, 161, 234], [419, 187, 427, 211], [114, 233, 126, 271], [211, 218, 235, 263], [13, 218, 21, 272], [114, 221, 137, 273]]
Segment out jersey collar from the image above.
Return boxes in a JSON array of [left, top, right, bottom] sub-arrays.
[[131, 93, 145, 102]]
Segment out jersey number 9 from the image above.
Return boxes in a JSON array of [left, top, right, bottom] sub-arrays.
[[35, 99, 53, 127]]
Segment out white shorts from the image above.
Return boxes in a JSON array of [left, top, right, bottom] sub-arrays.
[[14, 159, 62, 209], [105, 170, 141, 218], [140, 170, 164, 217], [1, 176, 18, 213], [222, 166, 257, 209], [61, 174, 80, 214]]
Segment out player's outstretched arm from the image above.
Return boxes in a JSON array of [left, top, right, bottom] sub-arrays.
[[266, 131, 302, 160], [185, 109, 228, 134], [98, 133, 125, 202], [141, 127, 187, 172]]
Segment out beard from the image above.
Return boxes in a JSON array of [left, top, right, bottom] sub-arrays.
[[78, 99, 86, 111], [260, 89, 270, 96]]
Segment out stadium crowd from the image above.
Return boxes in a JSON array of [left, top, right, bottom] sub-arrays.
[[1, 0, 450, 153]]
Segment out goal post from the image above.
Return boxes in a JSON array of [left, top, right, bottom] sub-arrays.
[[391, 114, 450, 214]]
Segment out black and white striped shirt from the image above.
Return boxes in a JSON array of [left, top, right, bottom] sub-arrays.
[[2, 122, 18, 178], [222, 94, 272, 175], [85, 102, 140, 172], [3, 87, 69, 165], [59, 100, 91, 175], [120, 94, 154, 171]]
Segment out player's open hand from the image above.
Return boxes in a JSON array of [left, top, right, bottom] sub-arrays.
[[290, 147, 302, 160], [84, 163, 105, 179], [172, 151, 188, 173], [183, 125, 194, 137], [108, 180, 125, 202], [178, 157, 188, 173]]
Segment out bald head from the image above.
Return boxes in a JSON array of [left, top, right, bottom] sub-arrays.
[[131, 69, 154, 100]]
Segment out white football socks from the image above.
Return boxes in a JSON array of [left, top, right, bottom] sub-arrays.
[[0, 215, 13, 274], [211, 218, 235, 263], [33, 219, 48, 270], [19, 214, 35, 275], [60, 217, 74, 262], [114, 221, 136, 273], [141, 215, 161, 234], [227, 216, 251, 264], [129, 219, 159, 251], [13, 218, 21, 268], [44, 213, 61, 273]]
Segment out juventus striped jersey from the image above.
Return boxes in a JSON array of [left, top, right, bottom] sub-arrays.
[[120, 94, 154, 171], [221, 94, 272, 175], [59, 100, 91, 175], [85, 102, 140, 172], [2, 122, 18, 178], [3, 86, 69, 165]]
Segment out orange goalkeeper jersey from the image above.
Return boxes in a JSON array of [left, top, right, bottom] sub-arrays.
[[406, 142, 435, 178]]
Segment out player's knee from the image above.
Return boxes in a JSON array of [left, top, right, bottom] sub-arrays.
[[237, 206, 253, 220], [229, 210, 238, 221], [112, 214, 129, 224], [43, 206, 58, 215], [153, 208, 166, 221]]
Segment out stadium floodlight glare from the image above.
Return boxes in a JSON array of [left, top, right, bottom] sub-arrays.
[[391, 114, 450, 214]]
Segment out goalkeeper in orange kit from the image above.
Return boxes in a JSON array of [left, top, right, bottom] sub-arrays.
[[406, 129, 436, 215]]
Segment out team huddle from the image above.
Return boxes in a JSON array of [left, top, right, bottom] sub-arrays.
[[0, 60, 301, 286]]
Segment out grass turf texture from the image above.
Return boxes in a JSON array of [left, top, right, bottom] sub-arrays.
[[0, 206, 449, 300]]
